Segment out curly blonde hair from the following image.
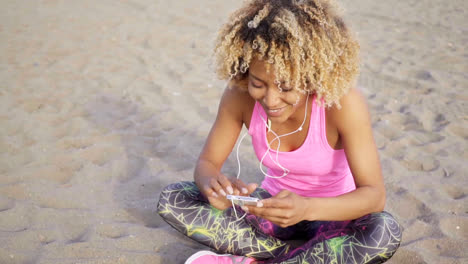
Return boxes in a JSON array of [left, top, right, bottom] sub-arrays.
[[214, 0, 360, 107]]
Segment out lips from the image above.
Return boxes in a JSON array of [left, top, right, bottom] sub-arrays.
[[265, 105, 288, 117]]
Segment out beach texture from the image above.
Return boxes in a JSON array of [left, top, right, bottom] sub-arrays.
[[0, 0, 467, 263]]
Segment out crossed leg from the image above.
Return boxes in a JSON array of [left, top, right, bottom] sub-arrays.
[[158, 181, 402, 263]]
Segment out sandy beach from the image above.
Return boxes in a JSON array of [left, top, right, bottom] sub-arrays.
[[0, 0, 466, 263]]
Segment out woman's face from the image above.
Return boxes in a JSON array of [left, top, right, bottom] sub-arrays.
[[247, 59, 308, 124]]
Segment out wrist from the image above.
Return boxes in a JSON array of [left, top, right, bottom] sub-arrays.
[[304, 197, 319, 221]]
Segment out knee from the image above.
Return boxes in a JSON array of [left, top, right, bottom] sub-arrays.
[[365, 211, 403, 253], [379, 211, 402, 243], [157, 183, 175, 218], [157, 181, 197, 218]]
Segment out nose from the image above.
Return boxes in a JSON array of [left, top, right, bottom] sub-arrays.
[[263, 87, 281, 108]]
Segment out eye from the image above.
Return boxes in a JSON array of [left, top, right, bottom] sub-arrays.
[[249, 79, 263, 88]]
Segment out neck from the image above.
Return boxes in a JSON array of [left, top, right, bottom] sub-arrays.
[[270, 94, 311, 132], [291, 94, 311, 122]]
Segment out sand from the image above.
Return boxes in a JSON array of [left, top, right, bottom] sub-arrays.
[[0, 0, 466, 263]]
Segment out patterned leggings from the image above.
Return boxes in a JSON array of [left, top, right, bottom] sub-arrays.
[[157, 181, 402, 264]]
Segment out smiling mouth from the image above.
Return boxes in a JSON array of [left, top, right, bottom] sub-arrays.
[[265, 106, 288, 116], [268, 108, 283, 113], [267, 106, 287, 112]]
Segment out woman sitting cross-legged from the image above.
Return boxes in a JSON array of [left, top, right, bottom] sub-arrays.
[[158, 0, 402, 263]]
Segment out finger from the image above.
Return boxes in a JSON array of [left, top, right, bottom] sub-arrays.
[[218, 174, 234, 195], [275, 189, 291, 198], [210, 178, 227, 197], [268, 217, 292, 228], [245, 206, 287, 219], [247, 183, 258, 195], [240, 207, 288, 225], [202, 185, 219, 198], [258, 198, 291, 209], [226, 178, 241, 195], [231, 178, 249, 195], [247, 210, 292, 228]]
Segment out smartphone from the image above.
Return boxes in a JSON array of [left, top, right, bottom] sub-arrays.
[[226, 195, 259, 206]]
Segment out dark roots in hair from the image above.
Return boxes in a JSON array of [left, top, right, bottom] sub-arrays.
[[214, 0, 360, 107]]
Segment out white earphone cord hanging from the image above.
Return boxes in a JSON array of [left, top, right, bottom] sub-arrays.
[[233, 93, 309, 220], [258, 93, 309, 178]]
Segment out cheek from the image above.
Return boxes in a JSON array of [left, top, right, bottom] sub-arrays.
[[284, 93, 301, 105], [248, 86, 264, 100]]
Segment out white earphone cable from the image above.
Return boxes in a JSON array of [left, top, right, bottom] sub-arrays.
[[258, 93, 309, 178], [233, 93, 310, 220]]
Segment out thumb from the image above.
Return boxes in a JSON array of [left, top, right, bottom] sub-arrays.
[[247, 183, 258, 194], [275, 189, 291, 198]]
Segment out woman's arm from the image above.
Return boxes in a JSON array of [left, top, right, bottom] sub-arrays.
[[317, 87, 385, 216], [301, 87, 385, 221], [195, 86, 257, 210]]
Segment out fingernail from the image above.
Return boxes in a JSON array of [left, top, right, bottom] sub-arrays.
[[212, 192, 218, 198], [227, 186, 234, 195], [257, 202, 263, 207], [220, 189, 227, 196], [241, 188, 248, 194], [241, 206, 249, 212]]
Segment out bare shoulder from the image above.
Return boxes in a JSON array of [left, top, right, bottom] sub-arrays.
[[219, 83, 255, 124], [327, 87, 371, 132], [223, 83, 254, 106], [198, 84, 254, 166]]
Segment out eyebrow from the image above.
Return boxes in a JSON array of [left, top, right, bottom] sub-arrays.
[[249, 73, 290, 88], [249, 73, 267, 84]]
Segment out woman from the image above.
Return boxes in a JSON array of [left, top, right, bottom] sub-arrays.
[[158, 0, 402, 263]]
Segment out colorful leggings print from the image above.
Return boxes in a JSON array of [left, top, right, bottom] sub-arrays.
[[157, 181, 402, 263]]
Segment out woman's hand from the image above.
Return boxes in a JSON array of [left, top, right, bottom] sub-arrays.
[[198, 173, 258, 211], [244, 189, 311, 227]]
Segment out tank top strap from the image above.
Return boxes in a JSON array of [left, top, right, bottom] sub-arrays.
[[312, 96, 334, 151], [309, 95, 323, 142], [248, 101, 264, 136]]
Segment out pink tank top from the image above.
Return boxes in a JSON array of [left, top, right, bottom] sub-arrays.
[[248, 97, 356, 197]]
